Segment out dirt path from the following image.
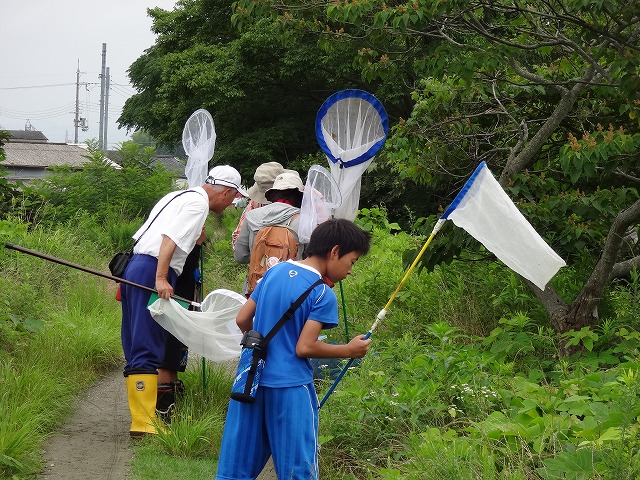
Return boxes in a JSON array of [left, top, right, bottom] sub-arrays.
[[39, 368, 277, 480], [40, 369, 132, 480]]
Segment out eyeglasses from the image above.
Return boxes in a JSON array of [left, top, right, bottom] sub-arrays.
[[205, 177, 241, 192]]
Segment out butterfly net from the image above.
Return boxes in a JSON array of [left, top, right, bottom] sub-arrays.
[[316, 90, 388, 221], [148, 289, 244, 362], [298, 165, 342, 243], [182, 109, 216, 188]]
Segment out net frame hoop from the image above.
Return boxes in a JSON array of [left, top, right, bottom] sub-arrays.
[[315, 89, 389, 167]]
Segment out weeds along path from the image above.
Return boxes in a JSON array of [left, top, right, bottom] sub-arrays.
[[40, 368, 132, 479], [38, 366, 277, 480]]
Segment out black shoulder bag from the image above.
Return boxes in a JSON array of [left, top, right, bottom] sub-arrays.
[[230, 278, 324, 403]]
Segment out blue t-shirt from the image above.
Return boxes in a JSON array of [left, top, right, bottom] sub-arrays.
[[250, 260, 337, 387]]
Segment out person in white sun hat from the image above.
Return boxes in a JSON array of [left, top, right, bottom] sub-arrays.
[[234, 170, 306, 295], [120, 164, 246, 439]]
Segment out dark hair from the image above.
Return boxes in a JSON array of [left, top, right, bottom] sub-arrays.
[[265, 188, 303, 208], [304, 219, 371, 258]]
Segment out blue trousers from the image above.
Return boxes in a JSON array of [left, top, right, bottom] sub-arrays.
[[121, 254, 177, 373], [216, 384, 319, 480]]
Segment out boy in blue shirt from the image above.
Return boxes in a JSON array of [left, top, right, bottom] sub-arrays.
[[215, 218, 372, 480]]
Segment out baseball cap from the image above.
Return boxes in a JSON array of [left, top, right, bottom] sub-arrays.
[[246, 162, 284, 204], [205, 165, 248, 197], [264, 171, 304, 200]]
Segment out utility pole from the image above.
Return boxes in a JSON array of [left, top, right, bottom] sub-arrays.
[[98, 43, 107, 150], [104, 66, 110, 151], [73, 62, 89, 144], [74, 60, 80, 144]]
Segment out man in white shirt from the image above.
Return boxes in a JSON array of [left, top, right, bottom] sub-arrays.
[[121, 165, 246, 439]]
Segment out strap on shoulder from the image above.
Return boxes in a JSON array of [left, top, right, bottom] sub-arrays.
[[263, 278, 324, 344]]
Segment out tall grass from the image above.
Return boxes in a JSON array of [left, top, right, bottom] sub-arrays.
[[0, 221, 123, 477]]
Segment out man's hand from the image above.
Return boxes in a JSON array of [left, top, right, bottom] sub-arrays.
[[156, 276, 173, 300], [196, 227, 207, 246], [156, 235, 177, 299]]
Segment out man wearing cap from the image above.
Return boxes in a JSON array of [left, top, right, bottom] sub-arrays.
[[120, 165, 246, 439], [234, 171, 306, 295], [231, 162, 285, 250]]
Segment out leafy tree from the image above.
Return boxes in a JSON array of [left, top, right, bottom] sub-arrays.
[[118, 0, 373, 180], [233, 0, 640, 337], [118, 0, 436, 227]]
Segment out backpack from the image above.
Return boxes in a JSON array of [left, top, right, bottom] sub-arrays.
[[247, 218, 299, 295]]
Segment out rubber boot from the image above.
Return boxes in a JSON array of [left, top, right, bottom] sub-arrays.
[[156, 380, 186, 424], [156, 383, 176, 424], [125, 373, 162, 438]]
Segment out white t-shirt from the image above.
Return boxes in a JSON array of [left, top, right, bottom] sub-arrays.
[[132, 188, 208, 276]]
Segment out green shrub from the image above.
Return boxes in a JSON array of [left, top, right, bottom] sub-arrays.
[[33, 144, 175, 227]]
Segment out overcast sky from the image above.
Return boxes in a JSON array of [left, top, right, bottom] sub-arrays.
[[0, 0, 177, 148]]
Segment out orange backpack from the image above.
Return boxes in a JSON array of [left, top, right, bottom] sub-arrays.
[[247, 219, 299, 295]]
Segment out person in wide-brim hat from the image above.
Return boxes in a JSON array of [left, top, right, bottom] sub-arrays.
[[232, 162, 286, 251], [246, 162, 285, 204], [233, 170, 307, 295]]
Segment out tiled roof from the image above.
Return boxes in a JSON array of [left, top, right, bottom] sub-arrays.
[[6, 130, 49, 143], [104, 150, 186, 177], [153, 155, 186, 176], [3, 142, 91, 168]]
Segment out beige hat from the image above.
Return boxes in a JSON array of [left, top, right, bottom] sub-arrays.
[[246, 162, 284, 204], [205, 165, 248, 196], [264, 171, 304, 201]]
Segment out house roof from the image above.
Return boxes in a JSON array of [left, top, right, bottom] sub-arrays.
[[6, 130, 49, 143], [152, 155, 187, 176], [104, 149, 187, 177], [3, 142, 91, 168]]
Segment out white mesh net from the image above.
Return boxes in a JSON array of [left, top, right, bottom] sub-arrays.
[[148, 289, 244, 362], [298, 165, 342, 243], [182, 109, 216, 188], [316, 91, 387, 221]]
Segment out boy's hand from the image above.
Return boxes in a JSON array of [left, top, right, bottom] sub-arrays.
[[347, 334, 371, 359]]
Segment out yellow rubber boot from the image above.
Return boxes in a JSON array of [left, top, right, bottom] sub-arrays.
[[125, 374, 163, 438]]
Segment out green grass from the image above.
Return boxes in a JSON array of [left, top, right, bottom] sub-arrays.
[[131, 442, 218, 479], [129, 363, 233, 479], [0, 270, 122, 477], [4, 210, 640, 479], [0, 221, 123, 477]]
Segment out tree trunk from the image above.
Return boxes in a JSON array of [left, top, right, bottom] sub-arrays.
[[528, 199, 640, 354]]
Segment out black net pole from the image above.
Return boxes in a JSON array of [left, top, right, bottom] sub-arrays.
[[4, 242, 198, 307]]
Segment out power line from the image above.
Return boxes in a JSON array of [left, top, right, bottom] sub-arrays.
[[0, 83, 76, 90], [0, 52, 140, 144], [0, 105, 78, 120], [0, 103, 76, 114], [0, 102, 123, 120]]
